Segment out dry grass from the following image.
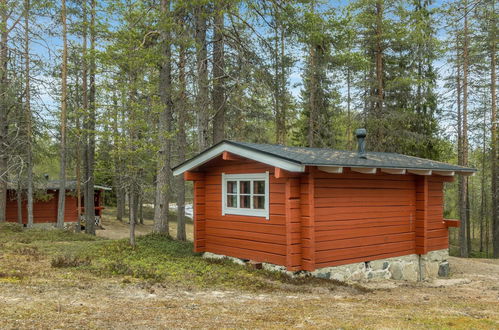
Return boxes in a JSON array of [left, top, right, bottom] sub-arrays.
[[0, 221, 498, 329]]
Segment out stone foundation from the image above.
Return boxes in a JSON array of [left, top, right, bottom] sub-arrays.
[[202, 249, 450, 282]]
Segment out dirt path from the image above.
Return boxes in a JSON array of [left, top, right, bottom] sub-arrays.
[[0, 255, 498, 328], [96, 213, 194, 241]]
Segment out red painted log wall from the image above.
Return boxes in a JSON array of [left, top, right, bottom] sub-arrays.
[[192, 157, 450, 272], [6, 190, 78, 224], [311, 169, 417, 269], [197, 156, 288, 266]]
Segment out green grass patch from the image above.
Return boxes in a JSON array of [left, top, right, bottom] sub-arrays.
[[0, 222, 361, 292], [1, 223, 343, 292], [89, 234, 293, 290], [0, 222, 101, 243]]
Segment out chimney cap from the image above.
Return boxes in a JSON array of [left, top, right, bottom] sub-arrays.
[[355, 128, 367, 138]]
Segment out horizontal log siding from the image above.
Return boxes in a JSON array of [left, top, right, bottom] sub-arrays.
[[299, 170, 315, 271], [199, 157, 288, 266], [193, 176, 206, 252], [5, 190, 78, 224], [285, 177, 302, 270], [415, 176, 429, 254], [426, 178, 448, 251], [312, 170, 417, 268]]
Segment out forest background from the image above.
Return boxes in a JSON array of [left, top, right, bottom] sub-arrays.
[[0, 0, 497, 257]]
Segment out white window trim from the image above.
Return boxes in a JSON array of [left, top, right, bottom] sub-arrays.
[[222, 172, 270, 220]]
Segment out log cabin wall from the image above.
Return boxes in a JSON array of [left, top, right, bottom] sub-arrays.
[[5, 190, 78, 224], [427, 177, 450, 251], [196, 156, 289, 266], [311, 168, 418, 270], [191, 156, 452, 272]]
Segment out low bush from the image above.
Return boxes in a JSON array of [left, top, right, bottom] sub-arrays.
[[51, 254, 91, 268], [15, 246, 42, 261], [87, 234, 297, 291]]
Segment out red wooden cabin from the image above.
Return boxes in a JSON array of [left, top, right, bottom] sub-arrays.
[[6, 180, 110, 226], [173, 132, 475, 276]]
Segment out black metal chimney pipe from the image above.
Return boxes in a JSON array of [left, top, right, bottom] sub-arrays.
[[355, 128, 367, 159]]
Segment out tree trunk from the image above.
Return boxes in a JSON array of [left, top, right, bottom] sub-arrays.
[[490, 0, 499, 258], [195, 4, 209, 151], [278, 25, 287, 144], [176, 35, 187, 241], [212, 2, 225, 145], [374, 0, 384, 114], [84, 0, 96, 235], [128, 190, 133, 224], [153, 0, 172, 235], [57, 0, 69, 229], [139, 194, 143, 225], [459, 3, 470, 257], [480, 110, 487, 252], [16, 181, 22, 224], [346, 68, 352, 150], [75, 0, 87, 233], [272, 4, 286, 145], [24, 0, 33, 228], [307, 44, 316, 148], [129, 186, 137, 247], [111, 91, 124, 222], [0, 0, 9, 223], [117, 187, 125, 221]]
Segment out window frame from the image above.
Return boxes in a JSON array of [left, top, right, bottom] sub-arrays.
[[221, 172, 270, 219]]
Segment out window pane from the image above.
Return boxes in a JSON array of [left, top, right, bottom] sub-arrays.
[[240, 181, 251, 194], [240, 195, 250, 208], [253, 196, 265, 209], [253, 181, 265, 194], [227, 194, 237, 208], [227, 181, 237, 194]]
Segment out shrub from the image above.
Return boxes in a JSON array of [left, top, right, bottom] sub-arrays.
[[15, 246, 42, 260], [51, 254, 91, 268]]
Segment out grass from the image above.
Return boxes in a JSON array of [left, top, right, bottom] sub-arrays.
[[0, 222, 342, 292], [1, 222, 498, 328]]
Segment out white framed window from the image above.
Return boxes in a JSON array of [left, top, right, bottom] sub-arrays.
[[222, 172, 270, 219]]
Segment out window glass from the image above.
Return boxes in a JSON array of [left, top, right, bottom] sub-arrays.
[[253, 181, 265, 194], [227, 195, 237, 208], [227, 181, 237, 194], [240, 195, 251, 208], [240, 181, 251, 194], [253, 195, 265, 209]]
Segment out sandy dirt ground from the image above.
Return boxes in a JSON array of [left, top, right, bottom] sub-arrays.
[[96, 214, 194, 241], [1, 216, 498, 328], [0, 253, 498, 328]]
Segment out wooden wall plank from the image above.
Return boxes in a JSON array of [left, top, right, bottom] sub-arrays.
[[415, 176, 429, 254], [6, 191, 78, 224], [285, 177, 301, 269], [312, 171, 417, 268], [193, 177, 206, 252]]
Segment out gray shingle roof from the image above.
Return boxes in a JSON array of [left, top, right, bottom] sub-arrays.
[[8, 180, 111, 191], [226, 141, 476, 173]]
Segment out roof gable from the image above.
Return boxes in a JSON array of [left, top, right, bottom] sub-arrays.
[[172, 141, 305, 176]]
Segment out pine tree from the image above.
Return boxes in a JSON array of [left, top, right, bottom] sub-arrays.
[[56, 0, 69, 229]]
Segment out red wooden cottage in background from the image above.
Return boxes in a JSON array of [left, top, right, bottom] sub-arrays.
[[173, 130, 475, 279], [6, 180, 110, 226]]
